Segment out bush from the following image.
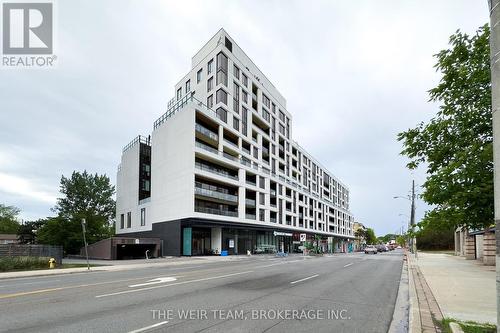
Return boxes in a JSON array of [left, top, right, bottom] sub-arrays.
[[0, 256, 51, 272]]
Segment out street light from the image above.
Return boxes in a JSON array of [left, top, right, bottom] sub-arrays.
[[394, 180, 417, 258], [81, 218, 90, 271]]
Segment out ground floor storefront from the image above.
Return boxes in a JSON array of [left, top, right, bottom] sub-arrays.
[[118, 218, 354, 257]]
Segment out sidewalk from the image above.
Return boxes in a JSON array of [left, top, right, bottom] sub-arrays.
[[414, 251, 496, 325]]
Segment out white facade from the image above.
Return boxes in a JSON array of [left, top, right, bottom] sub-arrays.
[[116, 29, 354, 255]]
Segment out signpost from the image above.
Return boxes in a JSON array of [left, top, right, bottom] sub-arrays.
[[81, 218, 90, 271]]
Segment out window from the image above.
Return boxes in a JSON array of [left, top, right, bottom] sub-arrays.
[[242, 73, 248, 87], [262, 94, 270, 109], [216, 52, 228, 86], [272, 103, 276, 114], [279, 110, 286, 123], [207, 95, 213, 108], [140, 208, 146, 226], [224, 37, 232, 52], [208, 59, 213, 74], [233, 82, 239, 113], [259, 209, 265, 221], [233, 64, 240, 80], [216, 88, 227, 105], [242, 90, 248, 104], [216, 107, 227, 123], [262, 109, 270, 122], [197, 69, 202, 83], [207, 77, 213, 92], [176, 87, 182, 100], [233, 117, 239, 131], [242, 107, 248, 136], [126, 212, 131, 228], [259, 192, 265, 204], [120, 214, 124, 229], [185, 79, 190, 93]]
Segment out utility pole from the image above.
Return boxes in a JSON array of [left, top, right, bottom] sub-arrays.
[[410, 180, 417, 258], [487, 0, 500, 329], [81, 218, 90, 271]]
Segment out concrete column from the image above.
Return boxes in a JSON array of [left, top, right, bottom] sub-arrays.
[[483, 231, 496, 266], [464, 234, 476, 260], [211, 227, 222, 254]]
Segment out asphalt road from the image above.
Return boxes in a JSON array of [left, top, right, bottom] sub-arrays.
[[0, 250, 403, 333]]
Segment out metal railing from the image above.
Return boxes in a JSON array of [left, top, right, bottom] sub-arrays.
[[195, 162, 238, 180], [195, 187, 238, 203], [122, 135, 150, 153], [195, 206, 238, 217], [195, 123, 218, 141]]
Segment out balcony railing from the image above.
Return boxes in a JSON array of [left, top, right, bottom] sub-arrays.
[[195, 187, 238, 203], [223, 138, 239, 149], [195, 206, 238, 217], [196, 141, 219, 154], [270, 217, 277, 223], [195, 163, 238, 181], [196, 123, 218, 141], [246, 213, 256, 220], [245, 198, 256, 207], [223, 152, 239, 162]]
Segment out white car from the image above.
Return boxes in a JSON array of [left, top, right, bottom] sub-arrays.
[[364, 245, 378, 254]]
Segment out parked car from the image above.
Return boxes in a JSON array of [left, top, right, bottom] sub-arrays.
[[364, 245, 378, 254], [376, 244, 388, 252], [396, 245, 402, 249]]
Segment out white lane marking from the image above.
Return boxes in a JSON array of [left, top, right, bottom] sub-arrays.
[[0, 279, 61, 288], [128, 321, 169, 333], [129, 277, 177, 288], [255, 262, 284, 268], [96, 271, 253, 298], [290, 274, 319, 284], [343, 263, 353, 268]]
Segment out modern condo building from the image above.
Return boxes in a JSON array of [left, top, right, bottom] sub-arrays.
[[116, 29, 354, 256]]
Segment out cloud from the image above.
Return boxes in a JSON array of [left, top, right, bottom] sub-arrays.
[[0, 173, 57, 205]]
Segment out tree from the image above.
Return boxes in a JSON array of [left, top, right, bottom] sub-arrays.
[[416, 224, 454, 251], [0, 204, 21, 234], [17, 219, 47, 244], [38, 171, 116, 254], [397, 25, 492, 232], [378, 233, 397, 244], [365, 228, 377, 245]]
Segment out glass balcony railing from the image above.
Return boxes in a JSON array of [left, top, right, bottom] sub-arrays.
[[195, 187, 238, 203], [245, 198, 256, 207], [196, 123, 218, 141], [195, 163, 238, 180], [195, 206, 238, 217], [196, 141, 218, 154], [270, 217, 277, 223], [246, 213, 256, 220], [223, 138, 239, 149], [223, 152, 239, 162]]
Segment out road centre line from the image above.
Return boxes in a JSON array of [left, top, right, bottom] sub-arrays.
[[343, 263, 354, 268], [128, 321, 169, 333], [95, 270, 254, 298], [290, 274, 319, 284]]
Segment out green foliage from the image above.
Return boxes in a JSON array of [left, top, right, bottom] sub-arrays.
[[17, 219, 47, 244], [365, 228, 377, 244], [37, 171, 116, 254], [396, 235, 406, 247], [378, 233, 397, 243], [0, 256, 50, 272], [416, 224, 454, 251], [0, 204, 21, 234], [397, 25, 492, 231]]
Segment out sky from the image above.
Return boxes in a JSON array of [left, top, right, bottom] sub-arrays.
[[0, 0, 490, 235]]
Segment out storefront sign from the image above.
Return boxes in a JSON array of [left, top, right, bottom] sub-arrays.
[[229, 239, 234, 248], [273, 231, 293, 237], [299, 233, 306, 242]]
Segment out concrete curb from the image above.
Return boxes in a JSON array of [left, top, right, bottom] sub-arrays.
[[449, 322, 464, 333], [407, 252, 422, 333], [388, 258, 409, 333]]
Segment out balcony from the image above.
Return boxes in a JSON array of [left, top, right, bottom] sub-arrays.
[[195, 187, 238, 203], [195, 162, 238, 181], [270, 217, 277, 223], [270, 189, 276, 196], [195, 206, 238, 217], [196, 141, 218, 154], [246, 213, 256, 220], [223, 138, 239, 149], [223, 152, 239, 162], [195, 123, 218, 142], [245, 198, 256, 207]]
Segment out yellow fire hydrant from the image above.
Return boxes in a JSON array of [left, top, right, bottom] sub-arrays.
[[48, 258, 56, 269]]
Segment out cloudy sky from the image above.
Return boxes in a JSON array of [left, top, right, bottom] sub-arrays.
[[0, 0, 489, 235]]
